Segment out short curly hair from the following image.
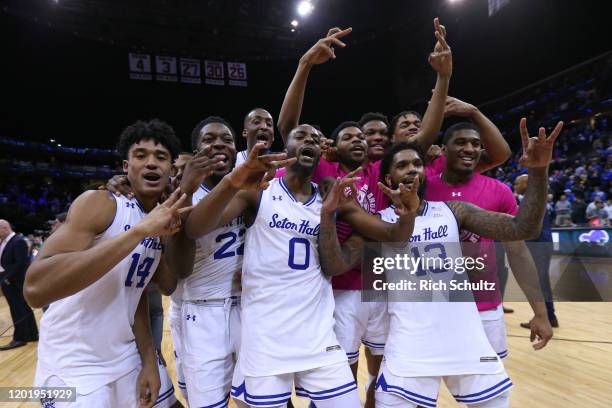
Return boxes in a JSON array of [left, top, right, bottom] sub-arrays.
[[379, 141, 426, 183], [117, 119, 182, 159], [191, 116, 236, 151], [358, 112, 389, 129], [330, 121, 361, 142], [389, 110, 423, 135]]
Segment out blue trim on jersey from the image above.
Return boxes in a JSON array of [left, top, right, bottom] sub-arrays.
[[375, 374, 437, 407], [231, 382, 291, 405], [454, 382, 513, 403], [441, 200, 461, 232], [304, 184, 319, 207], [279, 177, 296, 202], [248, 189, 264, 228], [153, 386, 175, 406], [453, 378, 512, 403], [296, 382, 358, 401], [200, 183, 210, 192], [362, 339, 385, 348], [497, 350, 508, 358], [391, 200, 428, 216], [279, 177, 318, 205], [133, 198, 146, 213], [295, 380, 356, 396], [242, 151, 248, 161], [199, 395, 230, 408], [421, 200, 429, 216]]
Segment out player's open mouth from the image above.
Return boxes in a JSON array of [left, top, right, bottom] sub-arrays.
[[350, 145, 366, 154], [213, 153, 229, 165], [143, 172, 162, 186], [256, 133, 270, 143], [370, 143, 385, 151], [401, 177, 417, 187], [300, 147, 317, 161]]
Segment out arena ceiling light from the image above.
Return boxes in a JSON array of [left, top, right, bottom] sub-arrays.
[[297, 1, 314, 17], [291, 20, 299, 27]]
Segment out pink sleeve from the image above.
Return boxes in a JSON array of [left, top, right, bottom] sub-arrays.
[[497, 182, 518, 216], [275, 158, 333, 181], [311, 158, 337, 184]]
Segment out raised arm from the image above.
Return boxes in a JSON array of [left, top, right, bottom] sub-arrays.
[[185, 143, 295, 239], [277, 27, 352, 142], [444, 96, 511, 171], [166, 147, 224, 277], [448, 118, 564, 242], [503, 241, 553, 350], [322, 174, 419, 242], [413, 18, 452, 151], [319, 209, 364, 276], [24, 189, 187, 308]]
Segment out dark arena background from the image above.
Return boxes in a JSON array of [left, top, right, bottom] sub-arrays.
[[0, 0, 611, 407]]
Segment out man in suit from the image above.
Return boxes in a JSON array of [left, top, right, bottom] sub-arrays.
[[0, 219, 39, 350]]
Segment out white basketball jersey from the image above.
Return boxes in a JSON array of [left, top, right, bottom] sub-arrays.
[[379, 201, 503, 377], [234, 150, 248, 168], [183, 184, 244, 301], [239, 177, 346, 376], [37, 194, 163, 394], [169, 278, 184, 321]]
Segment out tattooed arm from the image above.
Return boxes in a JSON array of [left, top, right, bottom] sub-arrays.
[[447, 168, 548, 241], [448, 118, 564, 241], [319, 209, 364, 276]]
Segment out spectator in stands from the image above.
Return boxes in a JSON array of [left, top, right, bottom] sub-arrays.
[[586, 200, 609, 226], [0, 219, 39, 350], [571, 194, 588, 225], [590, 185, 606, 202], [605, 199, 612, 220], [586, 195, 603, 214], [554, 194, 573, 226], [563, 188, 576, 203]]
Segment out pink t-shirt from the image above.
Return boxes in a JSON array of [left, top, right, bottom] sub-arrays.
[[424, 156, 518, 311], [278, 158, 385, 289]]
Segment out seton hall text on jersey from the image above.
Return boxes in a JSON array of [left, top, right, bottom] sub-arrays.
[[268, 213, 320, 236], [409, 225, 449, 242], [140, 237, 163, 251]]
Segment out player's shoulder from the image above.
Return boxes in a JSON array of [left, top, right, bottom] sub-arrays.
[[66, 190, 117, 231], [71, 189, 117, 210], [475, 173, 513, 192]]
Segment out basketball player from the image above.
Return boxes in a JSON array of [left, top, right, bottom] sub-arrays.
[[390, 95, 512, 172], [425, 122, 553, 360], [24, 119, 189, 408], [358, 112, 390, 162], [276, 19, 452, 407], [167, 151, 193, 402], [319, 117, 563, 407], [186, 122, 419, 407], [174, 116, 245, 408], [235, 108, 275, 167]]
